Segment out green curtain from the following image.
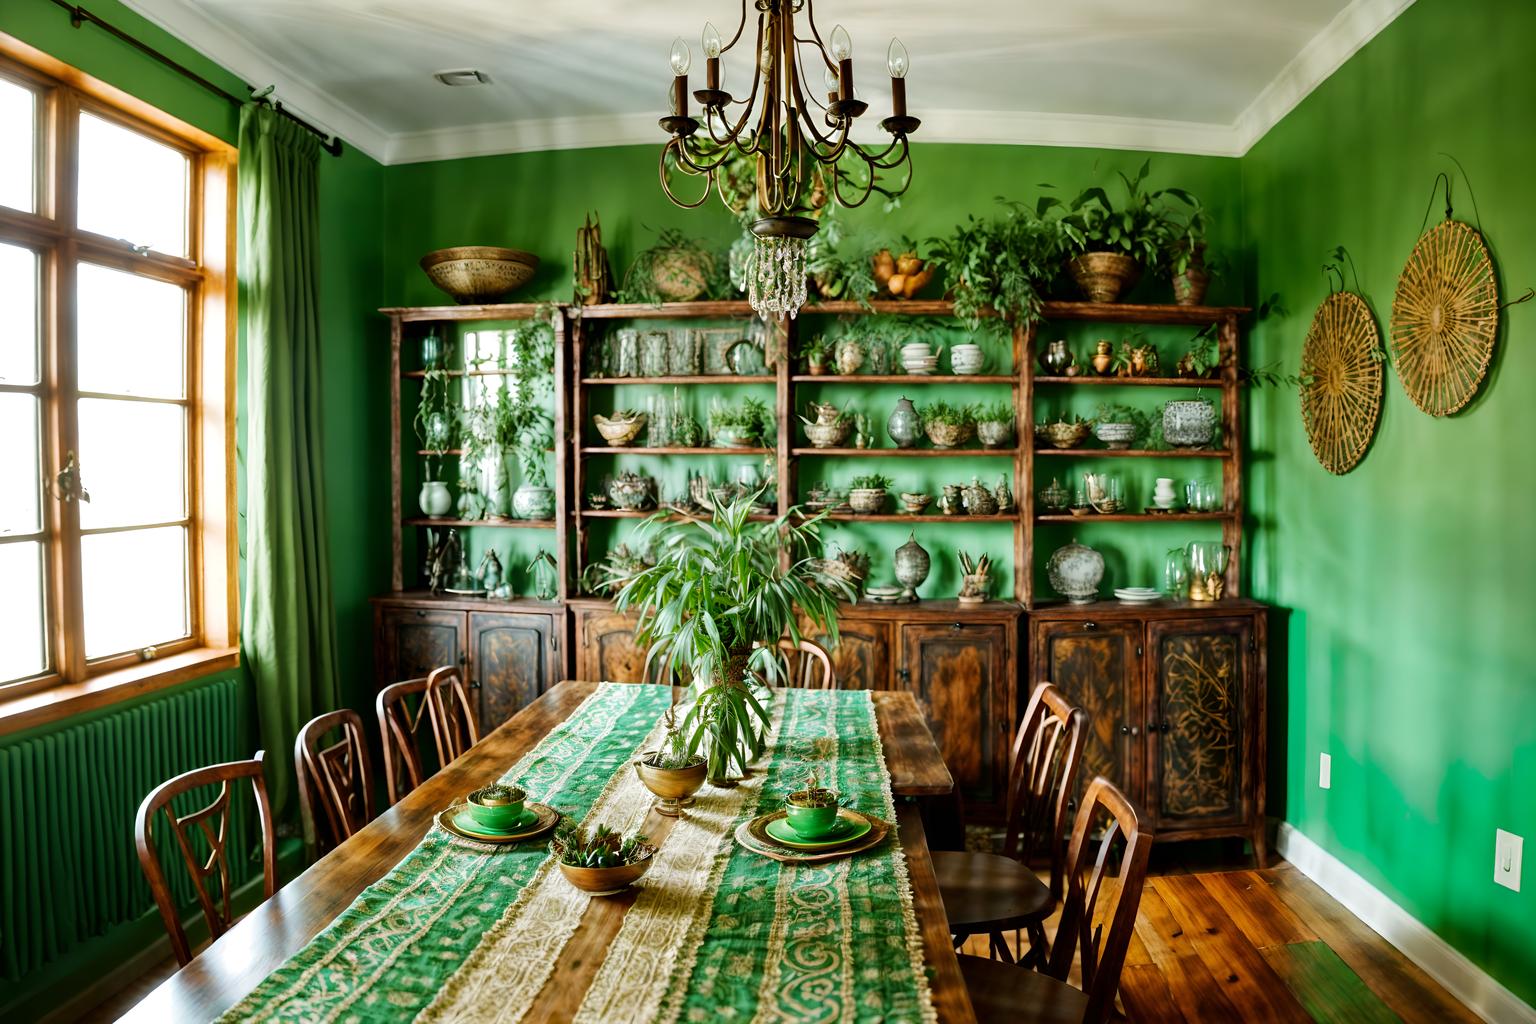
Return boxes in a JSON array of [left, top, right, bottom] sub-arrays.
[[238, 104, 341, 818]]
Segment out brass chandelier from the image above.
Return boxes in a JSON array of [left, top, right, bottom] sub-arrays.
[[658, 0, 920, 318]]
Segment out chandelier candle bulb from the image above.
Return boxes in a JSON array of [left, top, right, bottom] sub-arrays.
[[670, 37, 691, 117], [888, 37, 909, 116]]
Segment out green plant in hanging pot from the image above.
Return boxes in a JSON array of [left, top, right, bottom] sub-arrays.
[[612, 495, 852, 786], [617, 228, 721, 304], [1057, 160, 1192, 303]]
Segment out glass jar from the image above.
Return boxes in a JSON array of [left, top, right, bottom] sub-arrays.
[[1163, 547, 1190, 599], [1186, 542, 1230, 601]]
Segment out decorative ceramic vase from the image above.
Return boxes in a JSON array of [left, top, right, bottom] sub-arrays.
[[420, 332, 444, 371], [634, 755, 707, 817], [1047, 540, 1105, 604], [848, 488, 887, 514], [1068, 251, 1141, 303], [950, 343, 985, 375], [899, 491, 932, 515], [418, 479, 452, 517], [924, 420, 974, 449], [958, 573, 990, 605], [594, 412, 646, 447], [887, 397, 920, 449], [1091, 339, 1115, 376], [976, 419, 1015, 449], [1093, 422, 1137, 449], [609, 472, 655, 511], [939, 484, 964, 516], [1037, 478, 1069, 511], [834, 338, 865, 375], [512, 483, 555, 520], [893, 533, 930, 602], [1163, 399, 1217, 448], [1041, 339, 1071, 375], [1152, 477, 1177, 509], [994, 475, 1015, 512], [1040, 420, 1091, 449], [963, 478, 999, 516], [1186, 542, 1229, 601]]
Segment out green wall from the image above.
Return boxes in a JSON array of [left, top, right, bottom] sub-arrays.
[[1243, 0, 1536, 1004]]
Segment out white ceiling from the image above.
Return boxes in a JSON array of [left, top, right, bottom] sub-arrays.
[[121, 0, 1416, 163]]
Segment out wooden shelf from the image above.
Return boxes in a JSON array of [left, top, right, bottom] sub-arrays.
[[380, 303, 552, 323], [574, 301, 755, 319], [580, 507, 777, 522], [820, 512, 1018, 523], [791, 374, 1017, 385], [802, 299, 1248, 325], [792, 447, 1016, 457], [581, 375, 774, 385], [1034, 448, 1230, 458], [580, 446, 774, 455], [402, 517, 556, 529], [402, 369, 521, 379], [1034, 376, 1214, 387], [1034, 512, 1233, 523]]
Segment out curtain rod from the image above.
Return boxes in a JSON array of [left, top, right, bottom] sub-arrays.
[[51, 0, 344, 156]]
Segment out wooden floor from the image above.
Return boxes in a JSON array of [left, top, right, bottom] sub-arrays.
[[76, 853, 1479, 1024]]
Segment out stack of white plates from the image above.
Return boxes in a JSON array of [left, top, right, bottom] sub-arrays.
[[1113, 587, 1161, 604]]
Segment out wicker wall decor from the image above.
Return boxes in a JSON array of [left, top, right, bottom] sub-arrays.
[[1300, 291, 1383, 474], [1389, 219, 1499, 416]]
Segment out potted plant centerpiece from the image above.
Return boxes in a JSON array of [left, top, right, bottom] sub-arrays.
[[634, 707, 707, 817], [708, 396, 774, 448], [612, 495, 852, 786], [783, 768, 842, 839], [551, 822, 657, 894], [1057, 160, 1192, 303], [925, 198, 1072, 329]]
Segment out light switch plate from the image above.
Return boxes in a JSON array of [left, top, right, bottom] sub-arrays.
[[1319, 752, 1331, 790], [1495, 830, 1523, 892]]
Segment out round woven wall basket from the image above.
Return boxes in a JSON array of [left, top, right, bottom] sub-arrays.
[[1300, 292, 1383, 475], [1389, 219, 1499, 416]]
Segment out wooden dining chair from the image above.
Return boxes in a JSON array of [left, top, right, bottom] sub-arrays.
[[956, 775, 1153, 1024], [134, 751, 277, 966], [754, 636, 836, 689], [377, 676, 432, 805], [931, 681, 1086, 965], [294, 708, 376, 860], [425, 664, 481, 766]]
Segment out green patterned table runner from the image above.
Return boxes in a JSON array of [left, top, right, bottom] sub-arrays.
[[221, 685, 935, 1024]]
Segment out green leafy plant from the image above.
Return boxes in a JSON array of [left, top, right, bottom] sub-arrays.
[[924, 198, 1072, 328], [1093, 402, 1154, 443], [848, 473, 892, 491], [1055, 160, 1194, 269], [612, 495, 853, 783], [806, 204, 880, 308], [615, 228, 725, 304], [974, 401, 1014, 425], [646, 706, 702, 770], [918, 401, 976, 428], [1164, 195, 1209, 275], [550, 821, 655, 868], [708, 396, 775, 442], [800, 335, 833, 369]]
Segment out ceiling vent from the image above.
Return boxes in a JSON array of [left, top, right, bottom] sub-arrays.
[[433, 69, 492, 87]]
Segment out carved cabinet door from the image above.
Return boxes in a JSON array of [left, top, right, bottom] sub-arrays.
[[1146, 616, 1255, 832], [1032, 617, 1144, 808], [572, 606, 648, 683], [377, 606, 465, 686], [897, 622, 1011, 817], [468, 612, 555, 730], [799, 617, 891, 690]]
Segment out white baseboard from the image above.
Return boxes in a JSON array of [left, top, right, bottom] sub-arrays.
[[1275, 822, 1536, 1024]]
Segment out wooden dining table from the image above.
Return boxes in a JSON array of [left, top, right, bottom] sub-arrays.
[[120, 680, 977, 1023]]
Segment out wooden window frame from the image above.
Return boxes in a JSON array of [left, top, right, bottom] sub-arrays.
[[0, 31, 237, 729]]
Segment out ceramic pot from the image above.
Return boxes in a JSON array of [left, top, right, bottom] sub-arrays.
[[1069, 251, 1141, 303], [958, 573, 991, 604], [924, 420, 975, 449], [1047, 540, 1105, 604], [1163, 400, 1217, 448], [1037, 478, 1070, 511], [950, 343, 985, 375], [1173, 265, 1211, 306], [899, 492, 932, 515], [834, 338, 865, 375], [893, 532, 931, 600], [634, 755, 707, 817], [994, 475, 1015, 512], [807, 356, 828, 376], [976, 419, 1015, 449], [594, 412, 646, 447], [609, 472, 655, 511], [887, 397, 921, 449], [848, 488, 887, 514], [1093, 422, 1138, 450], [1091, 340, 1115, 376], [1152, 477, 1177, 509], [784, 796, 840, 838], [512, 484, 555, 520], [1040, 339, 1071, 375], [963, 479, 999, 516], [713, 425, 758, 448], [1040, 421, 1091, 449], [418, 480, 452, 517], [803, 419, 852, 448], [466, 785, 526, 830], [939, 484, 964, 516]]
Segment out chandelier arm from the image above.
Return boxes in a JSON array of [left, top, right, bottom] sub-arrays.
[[659, 142, 716, 208], [802, 0, 833, 68], [826, 159, 879, 209], [707, 11, 770, 143], [786, 51, 848, 153], [720, 0, 751, 53], [672, 136, 741, 175]]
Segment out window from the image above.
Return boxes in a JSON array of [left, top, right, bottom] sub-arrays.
[[0, 44, 236, 700]]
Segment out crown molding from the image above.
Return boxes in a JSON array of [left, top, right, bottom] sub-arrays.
[[118, 0, 392, 161], [122, 0, 1417, 166], [1233, 0, 1418, 154]]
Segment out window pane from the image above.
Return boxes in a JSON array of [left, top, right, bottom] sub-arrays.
[[0, 242, 39, 386], [0, 394, 41, 536], [0, 542, 48, 682], [78, 398, 186, 529], [77, 263, 187, 398], [82, 525, 188, 659], [77, 111, 189, 257], [0, 76, 36, 213]]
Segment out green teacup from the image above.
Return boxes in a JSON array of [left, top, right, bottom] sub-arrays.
[[784, 789, 840, 838], [467, 784, 526, 831]]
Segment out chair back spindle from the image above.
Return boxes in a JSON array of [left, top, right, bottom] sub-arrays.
[[377, 676, 431, 805], [295, 709, 376, 859], [1002, 682, 1087, 900], [425, 664, 481, 765], [134, 752, 277, 966]]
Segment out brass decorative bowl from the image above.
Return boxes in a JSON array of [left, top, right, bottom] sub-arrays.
[[420, 246, 538, 304], [1039, 421, 1091, 449], [558, 853, 655, 895], [634, 754, 708, 817]]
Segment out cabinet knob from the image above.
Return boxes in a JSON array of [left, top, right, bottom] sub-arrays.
[[415, 610, 427, 618], [897, 667, 911, 685], [468, 679, 482, 690], [1083, 621, 1097, 631], [950, 622, 963, 633], [1119, 723, 1140, 737]]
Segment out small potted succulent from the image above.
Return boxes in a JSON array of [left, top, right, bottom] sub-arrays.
[[847, 473, 891, 514], [920, 402, 976, 449], [1176, 331, 1220, 379], [1092, 403, 1146, 450], [974, 401, 1016, 449], [1036, 414, 1092, 450], [551, 821, 657, 894], [634, 707, 707, 817], [957, 551, 992, 605], [802, 336, 832, 376], [709, 396, 773, 448], [465, 783, 527, 831], [784, 769, 842, 839]]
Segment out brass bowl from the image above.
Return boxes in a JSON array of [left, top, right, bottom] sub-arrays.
[[557, 853, 655, 895], [420, 246, 538, 304], [1040, 421, 1091, 449], [634, 754, 708, 817]]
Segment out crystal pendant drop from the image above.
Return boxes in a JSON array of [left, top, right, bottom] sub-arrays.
[[748, 234, 808, 320]]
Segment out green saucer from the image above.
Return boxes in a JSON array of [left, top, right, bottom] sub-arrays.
[[451, 806, 537, 839], [764, 812, 872, 850]]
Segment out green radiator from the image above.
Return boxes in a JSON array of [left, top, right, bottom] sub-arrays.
[[0, 674, 250, 981]]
